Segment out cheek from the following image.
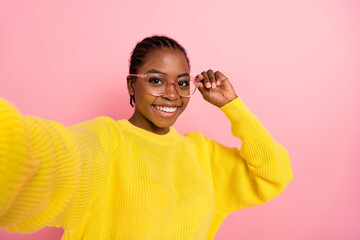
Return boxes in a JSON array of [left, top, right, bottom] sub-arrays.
[[180, 98, 190, 111], [136, 95, 154, 108], [134, 83, 146, 96], [134, 85, 151, 104]]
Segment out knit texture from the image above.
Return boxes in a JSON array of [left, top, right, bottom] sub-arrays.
[[0, 97, 293, 240]]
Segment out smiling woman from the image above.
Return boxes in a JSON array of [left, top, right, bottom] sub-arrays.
[[127, 48, 192, 133], [0, 35, 293, 240]]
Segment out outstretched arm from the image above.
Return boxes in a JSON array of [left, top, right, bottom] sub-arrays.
[[0, 98, 119, 233]]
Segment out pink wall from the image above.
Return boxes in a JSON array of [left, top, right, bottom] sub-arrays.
[[1, 0, 359, 239]]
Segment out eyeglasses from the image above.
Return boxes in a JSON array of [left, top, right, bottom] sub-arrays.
[[128, 73, 198, 97]]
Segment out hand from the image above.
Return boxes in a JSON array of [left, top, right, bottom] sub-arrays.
[[194, 70, 238, 108]]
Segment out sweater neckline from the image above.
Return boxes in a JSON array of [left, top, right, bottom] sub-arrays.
[[117, 119, 179, 145]]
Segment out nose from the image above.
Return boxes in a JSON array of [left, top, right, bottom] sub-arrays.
[[161, 81, 179, 100]]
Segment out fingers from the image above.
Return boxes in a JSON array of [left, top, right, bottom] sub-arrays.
[[194, 79, 205, 95], [202, 70, 216, 89], [208, 70, 217, 88], [196, 70, 227, 89], [198, 71, 209, 89], [214, 71, 228, 84]]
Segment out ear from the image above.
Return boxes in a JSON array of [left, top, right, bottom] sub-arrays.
[[127, 76, 136, 96]]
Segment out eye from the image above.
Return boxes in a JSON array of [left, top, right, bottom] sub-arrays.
[[178, 80, 189, 87], [148, 77, 164, 85]]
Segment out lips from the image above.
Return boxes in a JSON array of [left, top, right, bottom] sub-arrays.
[[154, 105, 177, 113], [151, 104, 180, 118]]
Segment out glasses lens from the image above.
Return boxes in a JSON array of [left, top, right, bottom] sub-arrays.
[[176, 76, 196, 97], [145, 73, 196, 97], [146, 74, 168, 96]]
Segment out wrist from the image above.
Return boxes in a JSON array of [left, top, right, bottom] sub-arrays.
[[217, 94, 238, 108], [220, 97, 252, 122]]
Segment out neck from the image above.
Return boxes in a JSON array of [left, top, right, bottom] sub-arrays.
[[128, 115, 170, 135]]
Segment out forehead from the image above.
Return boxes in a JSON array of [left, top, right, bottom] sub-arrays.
[[140, 48, 189, 74]]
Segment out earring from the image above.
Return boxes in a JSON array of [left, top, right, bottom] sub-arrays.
[[130, 95, 135, 107]]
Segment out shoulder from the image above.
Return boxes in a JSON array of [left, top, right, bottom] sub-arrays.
[[68, 116, 123, 150], [70, 116, 121, 132], [183, 131, 205, 140], [182, 131, 225, 154], [182, 131, 208, 147]]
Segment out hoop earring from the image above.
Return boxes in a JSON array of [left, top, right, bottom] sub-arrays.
[[130, 95, 135, 107]]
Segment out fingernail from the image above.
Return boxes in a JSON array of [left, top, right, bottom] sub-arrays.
[[217, 80, 220, 85], [212, 82, 216, 88], [206, 83, 211, 88]]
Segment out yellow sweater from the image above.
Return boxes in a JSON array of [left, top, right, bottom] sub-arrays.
[[0, 97, 293, 240]]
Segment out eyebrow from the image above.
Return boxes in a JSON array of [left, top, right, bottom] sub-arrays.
[[146, 69, 190, 78]]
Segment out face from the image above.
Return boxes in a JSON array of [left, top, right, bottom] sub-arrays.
[[127, 48, 191, 134]]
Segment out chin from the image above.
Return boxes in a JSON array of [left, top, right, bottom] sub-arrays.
[[149, 106, 184, 129], [152, 118, 178, 128]]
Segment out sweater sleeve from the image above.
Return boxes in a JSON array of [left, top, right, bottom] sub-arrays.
[[0, 98, 119, 233], [206, 97, 293, 214]]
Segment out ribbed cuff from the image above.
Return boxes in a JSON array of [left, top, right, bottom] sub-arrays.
[[206, 211, 228, 240], [0, 98, 30, 219], [219, 97, 252, 123]]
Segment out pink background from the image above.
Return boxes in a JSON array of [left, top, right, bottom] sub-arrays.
[[0, 0, 359, 239]]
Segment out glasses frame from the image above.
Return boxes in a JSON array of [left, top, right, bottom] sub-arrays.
[[128, 73, 198, 98]]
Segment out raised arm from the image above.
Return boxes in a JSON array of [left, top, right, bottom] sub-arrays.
[[0, 98, 119, 233], [194, 70, 293, 214], [206, 97, 293, 214]]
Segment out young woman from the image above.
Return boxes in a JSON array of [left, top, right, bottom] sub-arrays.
[[0, 35, 293, 240]]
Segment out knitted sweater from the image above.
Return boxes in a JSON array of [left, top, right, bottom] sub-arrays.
[[0, 97, 293, 240]]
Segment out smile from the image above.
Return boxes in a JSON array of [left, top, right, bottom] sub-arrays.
[[151, 105, 180, 118], [154, 105, 177, 113]]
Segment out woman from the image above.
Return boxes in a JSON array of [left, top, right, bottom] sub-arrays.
[[0, 35, 293, 240]]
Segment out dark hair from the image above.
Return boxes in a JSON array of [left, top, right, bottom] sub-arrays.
[[129, 35, 190, 74], [128, 35, 191, 107]]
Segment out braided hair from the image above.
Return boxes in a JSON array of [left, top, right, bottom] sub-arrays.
[[128, 35, 190, 107]]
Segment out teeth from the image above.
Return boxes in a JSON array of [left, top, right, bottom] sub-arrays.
[[154, 105, 177, 113]]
